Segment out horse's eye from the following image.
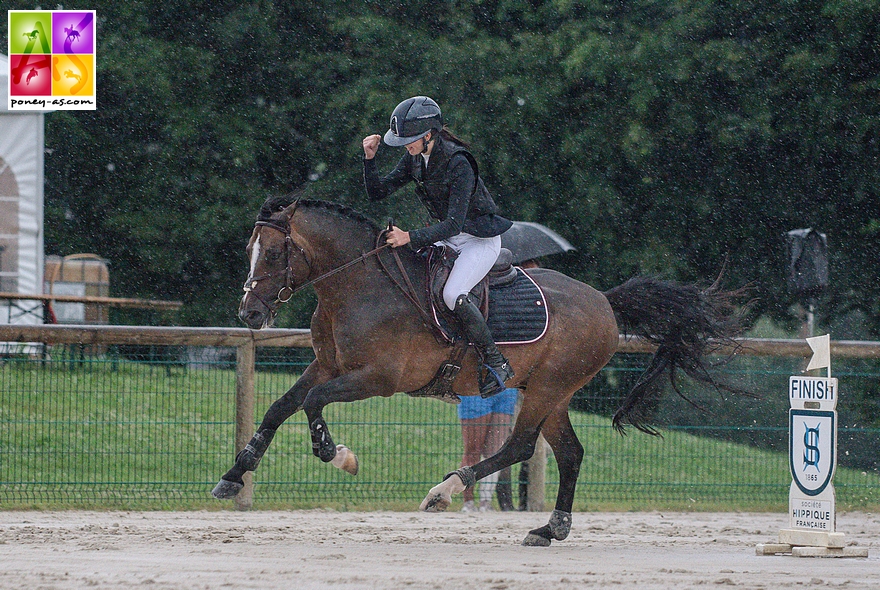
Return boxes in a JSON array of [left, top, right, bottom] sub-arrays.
[[265, 250, 282, 262]]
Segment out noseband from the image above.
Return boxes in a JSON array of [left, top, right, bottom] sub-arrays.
[[242, 218, 390, 317]]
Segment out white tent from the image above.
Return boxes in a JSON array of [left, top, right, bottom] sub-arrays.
[[0, 53, 45, 327]]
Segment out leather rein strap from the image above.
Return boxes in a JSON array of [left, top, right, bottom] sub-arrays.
[[246, 216, 434, 330], [375, 232, 438, 330], [244, 219, 389, 308], [293, 240, 390, 297]]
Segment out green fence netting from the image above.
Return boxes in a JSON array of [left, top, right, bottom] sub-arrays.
[[1, 344, 878, 510]]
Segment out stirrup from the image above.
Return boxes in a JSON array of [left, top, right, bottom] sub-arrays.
[[479, 361, 514, 398]]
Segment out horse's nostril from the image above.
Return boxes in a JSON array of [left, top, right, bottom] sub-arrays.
[[240, 309, 264, 327]]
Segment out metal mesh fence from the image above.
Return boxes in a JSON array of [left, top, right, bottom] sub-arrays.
[[1, 343, 878, 510]]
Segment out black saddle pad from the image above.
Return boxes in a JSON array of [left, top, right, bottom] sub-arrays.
[[487, 268, 548, 344]]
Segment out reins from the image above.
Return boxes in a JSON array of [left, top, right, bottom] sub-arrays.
[[295, 242, 391, 295], [374, 232, 438, 330], [245, 212, 433, 328], [245, 219, 390, 309]]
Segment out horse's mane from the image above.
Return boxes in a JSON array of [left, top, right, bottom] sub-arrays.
[[257, 192, 380, 233], [257, 191, 300, 220]]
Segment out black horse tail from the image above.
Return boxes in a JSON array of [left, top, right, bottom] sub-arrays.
[[603, 276, 748, 436]]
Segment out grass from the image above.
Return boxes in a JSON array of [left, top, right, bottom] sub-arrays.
[[1, 354, 878, 512]]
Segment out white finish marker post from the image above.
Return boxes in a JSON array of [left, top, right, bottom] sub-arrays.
[[757, 335, 868, 557]]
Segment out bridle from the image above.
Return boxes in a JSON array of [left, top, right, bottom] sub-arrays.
[[243, 212, 438, 332], [242, 216, 390, 317], [241, 219, 307, 314]]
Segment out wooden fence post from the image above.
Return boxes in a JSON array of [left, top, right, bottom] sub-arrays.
[[234, 340, 256, 511], [526, 434, 547, 511]]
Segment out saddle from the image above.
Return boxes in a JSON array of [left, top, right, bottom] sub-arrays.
[[405, 246, 548, 404], [425, 246, 518, 344]]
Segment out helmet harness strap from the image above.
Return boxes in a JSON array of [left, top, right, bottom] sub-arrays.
[[420, 131, 435, 155]]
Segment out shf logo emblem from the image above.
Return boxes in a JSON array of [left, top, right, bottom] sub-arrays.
[[789, 409, 835, 496]]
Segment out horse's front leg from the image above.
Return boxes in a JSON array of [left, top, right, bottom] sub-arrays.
[[212, 361, 325, 499], [302, 369, 392, 464]]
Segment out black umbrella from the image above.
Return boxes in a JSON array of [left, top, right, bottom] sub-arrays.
[[500, 221, 576, 264]]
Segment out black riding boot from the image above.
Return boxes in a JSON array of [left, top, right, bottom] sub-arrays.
[[453, 293, 514, 398]]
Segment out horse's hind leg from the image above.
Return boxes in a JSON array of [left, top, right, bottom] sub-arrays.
[[212, 361, 325, 499], [420, 394, 545, 512], [521, 408, 584, 547]]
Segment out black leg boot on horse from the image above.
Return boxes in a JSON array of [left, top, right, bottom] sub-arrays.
[[211, 428, 276, 499], [212, 364, 361, 500], [453, 293, 514, 398]]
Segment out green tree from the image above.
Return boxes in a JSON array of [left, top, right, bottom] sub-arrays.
[[9, 0, 877, 335]]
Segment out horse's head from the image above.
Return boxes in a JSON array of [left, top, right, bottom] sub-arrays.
[[239, 195, 385, 328], [238, 201, 311, 329]]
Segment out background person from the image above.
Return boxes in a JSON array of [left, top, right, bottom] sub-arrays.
[[457, 387, 518, 511]]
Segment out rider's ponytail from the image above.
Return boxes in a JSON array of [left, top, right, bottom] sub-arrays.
[[439, 127, 470, 149]]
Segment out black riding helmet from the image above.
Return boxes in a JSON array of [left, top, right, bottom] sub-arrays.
[[383, 96, 443, 147]]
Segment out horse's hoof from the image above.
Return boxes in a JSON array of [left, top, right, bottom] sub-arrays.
[[419, 491, 451, 512], [331, 445, 359, 475], [521, 532, 552, 547], [419, 473, 465, 512], [522, 523, 554, 546], [211, 479, 244, 499]]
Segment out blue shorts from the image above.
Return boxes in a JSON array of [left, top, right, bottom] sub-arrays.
[[457, 388, 518, 420]]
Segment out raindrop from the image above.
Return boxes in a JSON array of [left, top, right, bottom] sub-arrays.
[[309, 162, 328, 181]]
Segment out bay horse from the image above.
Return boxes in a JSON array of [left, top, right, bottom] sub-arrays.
[[213, 194, 742, 546]]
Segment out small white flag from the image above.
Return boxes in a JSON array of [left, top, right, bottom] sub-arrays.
[[805, 334, 831, 371]]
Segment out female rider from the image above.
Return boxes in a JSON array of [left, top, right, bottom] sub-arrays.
[[362, 96, 514, 398]]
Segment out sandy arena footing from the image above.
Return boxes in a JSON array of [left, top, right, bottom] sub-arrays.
[[0, 510, 876, 589]]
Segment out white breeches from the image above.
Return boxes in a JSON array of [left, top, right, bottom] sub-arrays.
[[439, 233, 501, 310]]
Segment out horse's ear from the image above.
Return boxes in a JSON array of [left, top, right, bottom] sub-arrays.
[[282, 200, 299, 221]]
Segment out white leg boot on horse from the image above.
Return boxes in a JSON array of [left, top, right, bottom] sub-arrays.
[[419, 466, 474, 512]]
